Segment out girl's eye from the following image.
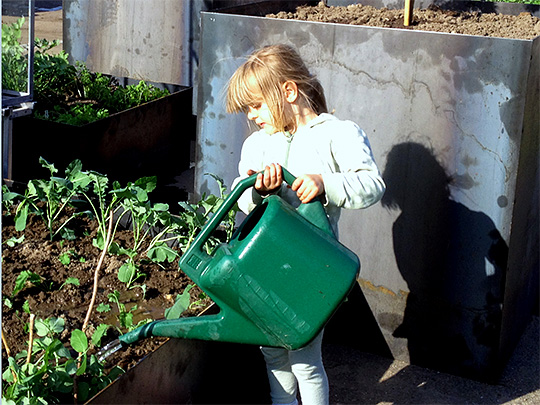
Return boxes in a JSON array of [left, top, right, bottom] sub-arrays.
[[251, 103, 262, 110]]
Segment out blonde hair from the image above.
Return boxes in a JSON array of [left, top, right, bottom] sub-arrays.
[[226, 44, 327, 134]]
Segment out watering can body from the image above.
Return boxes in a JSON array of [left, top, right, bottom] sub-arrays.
[[120, 168, 360, 350]]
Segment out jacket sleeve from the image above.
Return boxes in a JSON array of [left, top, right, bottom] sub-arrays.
[[321, 122, 386, 209]]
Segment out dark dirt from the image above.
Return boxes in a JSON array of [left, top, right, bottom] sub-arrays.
[[268, 2, 540, 39], [1, 205, 211, 395]]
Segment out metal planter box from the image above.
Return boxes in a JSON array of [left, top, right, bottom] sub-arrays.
[[10, 84, 195, 204], [195, 0, 539, 381], [87, 338, 269, 404]]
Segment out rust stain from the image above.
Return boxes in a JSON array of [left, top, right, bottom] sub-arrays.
[[358, 279, 407, 298]]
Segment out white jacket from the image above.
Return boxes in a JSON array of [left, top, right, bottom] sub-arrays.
[[232, 113, 386, 233]]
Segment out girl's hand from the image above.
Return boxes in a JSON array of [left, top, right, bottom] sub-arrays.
[[292, 174, 325, 203], [247, 163, 283, 196]]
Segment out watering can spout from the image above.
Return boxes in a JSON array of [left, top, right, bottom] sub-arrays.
[[118, 314, 225, 346], [121, 167, 360, 350], [118, 309, 301, 349]]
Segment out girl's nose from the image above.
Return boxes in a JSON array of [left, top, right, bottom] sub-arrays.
[[247, 106, 257, 120]]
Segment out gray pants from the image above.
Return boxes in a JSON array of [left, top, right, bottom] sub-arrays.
[[261, 330, 329, 405]]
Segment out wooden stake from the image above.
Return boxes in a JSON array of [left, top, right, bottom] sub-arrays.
[[26, 314, 36, 365], [1, 328, 12, 358], [2, 328, 17, 382], [404, 0, 414, 26], [82, 210, 114, 334]]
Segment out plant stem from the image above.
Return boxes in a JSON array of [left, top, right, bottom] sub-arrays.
[[82, 210, 114, 333], [26, 314, 36, 365]]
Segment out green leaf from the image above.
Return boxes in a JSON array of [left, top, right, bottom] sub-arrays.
[[70, 329, 88, 353], [58, 252, 71, 266], [12, 271, 41, 296], [153, 202, 169, 211], [34, 317, 64, 337], [39, 156, 57, 175], [3, 297, 13, 309], [50, 317, 65, 334], [93, 234, 105, 250], [76, 353, 87, 375], [77, 381, 90, 401], [91, 324, 110, 347], [147, 245, 178, 263], [4, 235, 25, 247], [164, 288, 192, 319], [96, 303, 111, 313], [35, 319, 50, 337], [56, 345, 72, 359], [65, 359, 77, 375], [59, 227, 76, 241], [48, 370, 73, 393], [118, 262, 137, 284], [14, 202, 29, 231], [2, 363, 15, 383], [135, 176, 157, 192], [60, 277, 80, 289]]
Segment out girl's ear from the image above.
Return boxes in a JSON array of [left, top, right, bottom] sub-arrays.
[[282, 80, 298, 103]]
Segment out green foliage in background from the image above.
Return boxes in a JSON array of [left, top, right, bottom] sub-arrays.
[[2, 17, 170, 126]]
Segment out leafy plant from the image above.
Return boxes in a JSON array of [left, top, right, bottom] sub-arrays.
[[2, 316, 120, 404], [1, 17, 26, 92], [13, 158, 92, 241], [109, 177, 159, 289], [59, 277, 80, 290], [2, 158, 241, 403], [107, 291, 152, 333], [176, 173, 239, 254], [3, 235, 25, 247], [2, 19, 170, 126], [11, 271, 43, 297], [58, 250, 85, 267]]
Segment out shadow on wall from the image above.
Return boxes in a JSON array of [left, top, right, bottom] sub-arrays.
[[381, 142, 508, 382]]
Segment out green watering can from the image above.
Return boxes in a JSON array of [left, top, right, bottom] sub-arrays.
[[119, 168, 360, 350]]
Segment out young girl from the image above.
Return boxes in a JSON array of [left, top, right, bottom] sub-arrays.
[[226, 44, 385, 405]]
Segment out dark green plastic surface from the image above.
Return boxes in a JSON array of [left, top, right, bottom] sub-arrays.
[[120, 168, 360, 349]]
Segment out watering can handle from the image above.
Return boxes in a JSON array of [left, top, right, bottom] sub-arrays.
[[186, 167, 333, 256]]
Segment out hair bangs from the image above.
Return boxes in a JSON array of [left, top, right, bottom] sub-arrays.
[[227, 64, 259, 113]]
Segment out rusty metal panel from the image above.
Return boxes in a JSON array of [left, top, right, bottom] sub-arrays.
[[195, 1, 538, 380]]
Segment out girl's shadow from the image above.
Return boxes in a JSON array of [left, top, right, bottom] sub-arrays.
[[381, 142, 508, 382]]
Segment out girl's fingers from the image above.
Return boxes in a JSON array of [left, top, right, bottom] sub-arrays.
[[292, 175, 324, 203], [263, 164, 282, 189]]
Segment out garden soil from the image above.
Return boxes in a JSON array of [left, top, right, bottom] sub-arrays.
[[2, 2, 539, 404], [268, 1, 540, 39], [1, 207, 211, 388]]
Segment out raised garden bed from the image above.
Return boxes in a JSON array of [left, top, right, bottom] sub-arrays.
[[9, 84, 195, 206], [0, 159, 243, 403], [196, 0, 539, 382]]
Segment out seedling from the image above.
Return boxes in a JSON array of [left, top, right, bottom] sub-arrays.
[[107, 291, 152, 332], [11, 271, 42, 297], [59, 277, 80, 290]]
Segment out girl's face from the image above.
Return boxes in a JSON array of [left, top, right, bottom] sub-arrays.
[[244, 74, 280, 134], [246, 102, 276, 134]]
